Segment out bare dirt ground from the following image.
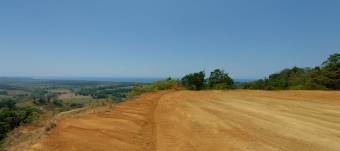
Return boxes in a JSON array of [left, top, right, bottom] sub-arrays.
[[25, 90, 340, 151]]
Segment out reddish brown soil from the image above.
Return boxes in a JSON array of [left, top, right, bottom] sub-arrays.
[[27, 90, 340, 151]]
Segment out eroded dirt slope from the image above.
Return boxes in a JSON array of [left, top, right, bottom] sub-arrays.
[[27, 91, 166, 151], [27, 90, 340, 151]]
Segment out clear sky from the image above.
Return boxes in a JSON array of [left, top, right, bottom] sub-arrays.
[[0, 0, 339, 79]]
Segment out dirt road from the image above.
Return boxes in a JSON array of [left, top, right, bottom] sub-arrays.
[[27, 90, 340, 151]]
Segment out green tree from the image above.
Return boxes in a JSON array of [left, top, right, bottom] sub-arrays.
[[322, 53, 340, 67], [181, 71, 205, 90], [319, 53, 340, 89], [241, 53, 340, 90], [207, 69, 234, 89]]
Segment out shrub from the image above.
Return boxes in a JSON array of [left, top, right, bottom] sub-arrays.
[[0, 98, 16, 109], [181, 71, 205, 90], [207, 69, 234, 89], [17, 107, 41, 124], [52, 99, 64, 108]]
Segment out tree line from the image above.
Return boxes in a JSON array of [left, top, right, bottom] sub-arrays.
[[129, 53, 339, 95], [240, 53, 340, 90], [128, 69, 235, 97], [181, 69, 234, 90]]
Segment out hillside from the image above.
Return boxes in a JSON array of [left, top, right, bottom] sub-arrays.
[[15, 90, 340, 151]]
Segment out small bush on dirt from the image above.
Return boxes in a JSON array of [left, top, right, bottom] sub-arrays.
[[181, 71, 206, 90]]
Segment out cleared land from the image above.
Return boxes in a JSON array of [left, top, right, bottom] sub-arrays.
[[25, 90, 340, 151]]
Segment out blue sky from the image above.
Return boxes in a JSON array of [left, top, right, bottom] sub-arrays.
[[0, 0, 339, 79]]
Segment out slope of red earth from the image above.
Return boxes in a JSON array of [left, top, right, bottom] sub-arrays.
[[24, 90, 340, 151]]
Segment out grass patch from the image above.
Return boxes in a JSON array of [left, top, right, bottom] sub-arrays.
[[128, 79, 181, 98]]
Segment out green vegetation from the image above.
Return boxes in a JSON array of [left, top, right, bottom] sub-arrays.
[[0, 98, 16, 109], [0, 91, 7, 95], [0, 98, 41, 140], [207, 69, 234, 89], [128, 78, 180, 98], [127, 69, 235, 93], [0, 53, 338, 148], [312, 53, 340, 89], [181, 71, 205, 90], [181, 69, 234, 90], [0, 79, 136, 146], [77, 85, 132, 100], [241, 53, 340, 90]]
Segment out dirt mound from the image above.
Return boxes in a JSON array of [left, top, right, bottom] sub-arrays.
[[26, 90, 340, 151]]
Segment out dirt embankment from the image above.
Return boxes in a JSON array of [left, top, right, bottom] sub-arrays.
[[22, 90, 340, 151]]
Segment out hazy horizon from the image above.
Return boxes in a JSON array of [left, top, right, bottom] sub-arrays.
[[1, 0, 339, 79], [0, 76, 256, 83]]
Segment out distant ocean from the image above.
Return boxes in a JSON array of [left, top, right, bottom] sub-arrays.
[[1, 76, 257, 84], [32, 77, 256, 84]]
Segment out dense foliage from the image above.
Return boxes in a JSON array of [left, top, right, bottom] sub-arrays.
[[0, 98, 41, 140], [241, 53, 340, 90], [207, 69, 234, 89], [181, 69, 234, 90], [0, 98, 16, 109], [181, 71, 206, 90], [312, 53, 340, 89]]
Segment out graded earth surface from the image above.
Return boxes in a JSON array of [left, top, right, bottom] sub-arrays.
[[27, 90, 340, 151]]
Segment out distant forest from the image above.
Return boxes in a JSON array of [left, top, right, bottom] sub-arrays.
[[240, 53, 340, 90], [128, 53, 339, 96]]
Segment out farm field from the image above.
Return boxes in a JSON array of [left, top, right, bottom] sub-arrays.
[[25, 90, 340, 151]]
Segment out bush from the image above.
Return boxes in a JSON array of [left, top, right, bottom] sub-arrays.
[[52, 99, 64, 108], [181, 71, 205, 90], [207, 69, 234, 89], [17, 107, 41, 124], [0, 98, 16, 109]]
